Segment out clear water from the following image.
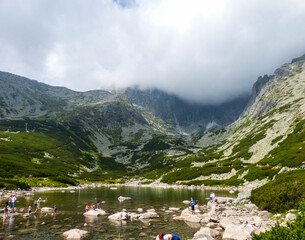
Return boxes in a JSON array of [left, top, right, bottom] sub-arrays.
[[0, 186, 237, 239]]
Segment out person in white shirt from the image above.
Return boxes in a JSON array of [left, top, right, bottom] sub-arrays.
[[11, 195, 17, 212]]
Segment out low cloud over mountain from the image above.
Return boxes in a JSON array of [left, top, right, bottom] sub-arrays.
[[1, 0, 305, 104]]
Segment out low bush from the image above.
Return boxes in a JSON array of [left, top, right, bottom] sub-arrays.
[[243, 166, 279, 181], [50, 176, 79, 186], [0, 179, 30, 190], [250, 170, 305, 213], [252, 214, 305, 240]]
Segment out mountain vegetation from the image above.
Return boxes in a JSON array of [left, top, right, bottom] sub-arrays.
[[1, 55, 305, 217]]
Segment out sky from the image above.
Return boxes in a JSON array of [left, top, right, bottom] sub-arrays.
[[1, 0, 305, 104]]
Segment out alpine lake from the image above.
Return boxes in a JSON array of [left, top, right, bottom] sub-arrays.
[[0, 186, 237, 239]]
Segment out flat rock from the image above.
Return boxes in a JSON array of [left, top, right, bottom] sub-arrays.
[[62, 229, 88, 240], [192, 227, 220, 240], [83, 209, 106, 217], [41, 207, 53, 213], [108, 212, 129, 221], [223, 224, 254, 240], [118, 196, 131, 201]]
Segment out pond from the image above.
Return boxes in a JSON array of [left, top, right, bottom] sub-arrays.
[[0, 186, 237, 239]]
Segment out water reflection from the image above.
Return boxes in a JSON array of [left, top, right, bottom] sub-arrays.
[[0, 186, 237, 239]]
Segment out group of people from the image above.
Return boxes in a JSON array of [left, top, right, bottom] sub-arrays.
[[210, 192, 218, 205], [85, 198, 100, 211], [3, 195, 17, 218]]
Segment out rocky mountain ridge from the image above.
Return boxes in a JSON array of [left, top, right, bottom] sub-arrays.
[[1, 54, 305, 189]]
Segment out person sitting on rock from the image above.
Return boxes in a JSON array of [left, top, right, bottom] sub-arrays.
[[195, 200, 199, 209], [157, 233, 180, 240]]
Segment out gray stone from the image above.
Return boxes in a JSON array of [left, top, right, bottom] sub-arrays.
[[62, 229, 88, 240], [285, 213, 296, 221], [192, 227, 219, 240], [235, 191, 251, 203]]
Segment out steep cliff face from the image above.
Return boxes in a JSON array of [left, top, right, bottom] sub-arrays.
[[125, 87, 250, 134]]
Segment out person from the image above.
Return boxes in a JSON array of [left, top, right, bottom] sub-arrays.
[[96, 198, 100, 209], [190, 197, 195, 213], [9, 195, 13, 209], [37, 197, 42, 210], [11, 195, 17, 212], [85, 205, 90, 211], [28, 205, 32, 215], [53, 205, 57, 216], [214, 197, 219, 206], [90, 204, 95, 210], [210, 192, 215, 201], [4, 201, 9, 218], [195, 200, 199, 209], [157, 233, 180, 240]]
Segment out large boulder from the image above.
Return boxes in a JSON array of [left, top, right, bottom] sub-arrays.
[[41, 207, 53, 213], [285, 213, 296, 221], [235, 191, 251, 203], [108, 212, 129, 221], [192, 227, 220, 240], [222, 224, 254, 240], [83, 209, 106, 217], [118, 196, 131, 202], [183, 214, 204, 223], [62, 229, 88, 240], [208, 211, 219, 223], [278, 167, 289, 174]]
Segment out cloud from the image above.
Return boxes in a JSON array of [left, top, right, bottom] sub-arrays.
[[0, 0, 305, 104]]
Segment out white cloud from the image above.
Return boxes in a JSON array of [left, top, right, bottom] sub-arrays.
[[0, 0, 305, 104]]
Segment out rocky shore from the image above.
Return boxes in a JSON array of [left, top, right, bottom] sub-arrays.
[[0, 183, 299, 240], [0, 182, 252, 200]]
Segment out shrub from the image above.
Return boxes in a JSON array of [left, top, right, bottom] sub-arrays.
[[250, 170, 305, 213], [0, 179, 30, 190], [252, 214, 305, 240], [244, 166, 279, 181], [299, 200, 305, 212], [50, 176, 79, 186]]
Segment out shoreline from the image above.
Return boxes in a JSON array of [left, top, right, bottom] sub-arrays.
[[0, 182, 253, 199]]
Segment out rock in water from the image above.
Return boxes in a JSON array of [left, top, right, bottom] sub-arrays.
[[62, 229, 88, 239], [41, 207, 54, 213], [118, 196, 131, 201], [108, 212, 129, 221], [83, 209, 106, 217]]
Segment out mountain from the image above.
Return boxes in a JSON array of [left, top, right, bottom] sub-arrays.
[[161, 54, 305, 188], [125, 88, 249, 134], [1, 53, 305, 192]]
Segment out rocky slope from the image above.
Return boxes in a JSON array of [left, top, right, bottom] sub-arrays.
[[1, 53, 305, 187], [156, 54, 305, 187]]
